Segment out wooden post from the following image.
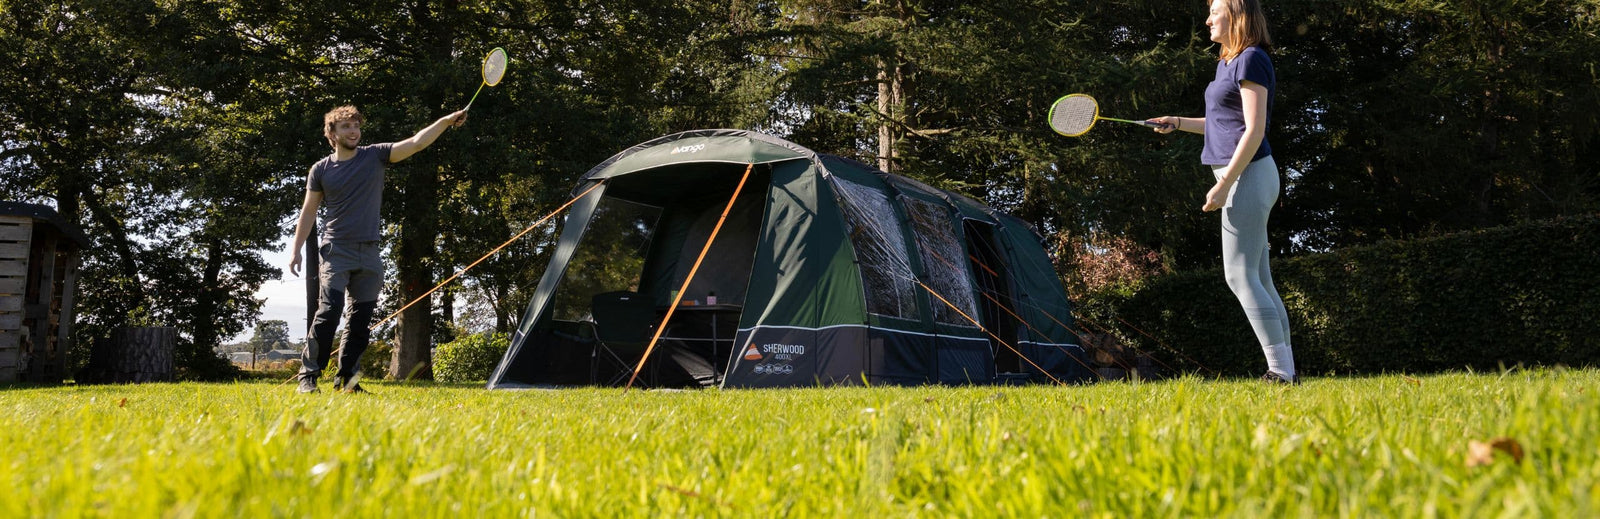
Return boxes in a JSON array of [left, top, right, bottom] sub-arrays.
[[53, 252, 80, 378], [23, 233, 58, 382]]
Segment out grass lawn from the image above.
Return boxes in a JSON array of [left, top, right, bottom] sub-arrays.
[[2, 369, 1596, 517]]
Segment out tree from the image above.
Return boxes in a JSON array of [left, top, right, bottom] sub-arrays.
[[1270, 0, 1600, 250], [249, 320, 292, 354], [1, 0, 294, 378]]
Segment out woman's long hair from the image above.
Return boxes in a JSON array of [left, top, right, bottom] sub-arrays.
[[1219, 0, 1273, 62]]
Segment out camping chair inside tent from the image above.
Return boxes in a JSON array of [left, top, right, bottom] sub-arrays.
[[584, 291, 659, 385]]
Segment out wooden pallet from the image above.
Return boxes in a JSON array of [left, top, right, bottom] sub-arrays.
[[0, 216, 29, 378]]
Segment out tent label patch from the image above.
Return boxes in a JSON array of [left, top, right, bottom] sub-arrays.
[[669, 144, 706, 154], [761, 343, 806, 361]]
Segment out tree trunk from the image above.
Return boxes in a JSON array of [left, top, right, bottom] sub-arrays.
[[873, 0, 909, 174], [440, 286, 455, 342], [388, 0, 456, 381], [78, 327, 175, 384], [876, 57, 902, 173], [493, 283, 510, 334], [392, 306, 434, 380], [390, 170, 438, 380], [191, 238, 224, 353]]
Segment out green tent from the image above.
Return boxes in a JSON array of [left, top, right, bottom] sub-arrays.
[[488, 130, 1090, 388]]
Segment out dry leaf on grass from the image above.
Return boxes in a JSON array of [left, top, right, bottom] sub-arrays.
[[1466, 437, 1524, 467]]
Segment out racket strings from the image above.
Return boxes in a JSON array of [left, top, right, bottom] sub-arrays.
[[483, 49, 507, 86], [1050, 96, 1099, 136]]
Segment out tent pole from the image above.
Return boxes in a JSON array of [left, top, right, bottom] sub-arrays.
[[626, 164, 755, 392]]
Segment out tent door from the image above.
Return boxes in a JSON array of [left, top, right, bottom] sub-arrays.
[[627, 164, 769, 386], [964, 220, 1019, 374]]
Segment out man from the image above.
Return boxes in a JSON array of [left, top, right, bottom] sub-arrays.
[[288, 105, 466, 393]]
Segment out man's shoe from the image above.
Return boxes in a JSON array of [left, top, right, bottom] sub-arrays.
[[1259, 371, 1300, 385], [336, 374, 369, 394], [297, 374, 320, 394]]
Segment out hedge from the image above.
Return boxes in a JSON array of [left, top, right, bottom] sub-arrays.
[[432, 332, 510, 383], [1077, 215, 1600, 376]]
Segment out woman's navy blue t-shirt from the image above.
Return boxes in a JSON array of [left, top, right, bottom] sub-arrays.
[[1202, 46, 1275, 166]]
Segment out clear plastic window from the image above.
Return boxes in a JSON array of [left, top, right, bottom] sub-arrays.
[[550, 197, 662, 322], [831, 178, 919, 320], [902, 197, 980, 326]]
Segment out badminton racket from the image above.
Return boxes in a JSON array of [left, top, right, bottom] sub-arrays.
[[464, 47, 507, 110], [1048, 93, 1170, 137]]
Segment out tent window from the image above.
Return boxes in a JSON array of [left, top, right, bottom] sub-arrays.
[[831, 177, 919, 320], [549, 197, 662, 322], [902, 197, 980, 326]]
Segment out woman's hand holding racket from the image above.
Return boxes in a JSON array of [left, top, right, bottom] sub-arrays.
[[1147, 116, 1182, 134]]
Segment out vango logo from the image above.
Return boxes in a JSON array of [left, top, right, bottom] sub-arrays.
[[669, 144, 706, 154]]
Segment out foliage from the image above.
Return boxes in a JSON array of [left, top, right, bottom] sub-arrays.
[[1079, 215, 1600, 376], [174, 346, 245, 382], [2, 0, 309, 379], [2, 372, 1597, 515], [248, 321, 291, 353], [1051, 231, 1166, 300], [1270, 0, 1600, 249], [432, 332, 510, 383], [359, 339, 393, 381]]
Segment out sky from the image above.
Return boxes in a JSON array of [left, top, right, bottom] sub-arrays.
[[231, 237, 314, 344]]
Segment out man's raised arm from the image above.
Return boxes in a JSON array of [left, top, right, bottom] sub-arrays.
[[389, 110, 468, 163]]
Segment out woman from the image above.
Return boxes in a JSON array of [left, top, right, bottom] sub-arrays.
[[1148, 0, 1296, 384]]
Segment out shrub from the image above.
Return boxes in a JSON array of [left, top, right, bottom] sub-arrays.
[[1078, 215, 1600, 376], [175, 339, 244, 381], [433, 332, 510, 383], [359, 339, 392, 380]]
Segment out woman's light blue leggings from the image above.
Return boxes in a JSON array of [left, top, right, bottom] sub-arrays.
[[1214, 156, 1290, 347]]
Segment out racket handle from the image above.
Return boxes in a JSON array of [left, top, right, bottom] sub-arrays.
[[1113, 118, 1177, 132]]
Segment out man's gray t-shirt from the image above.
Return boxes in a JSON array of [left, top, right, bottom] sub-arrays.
[[307, 143, 393, 244]]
